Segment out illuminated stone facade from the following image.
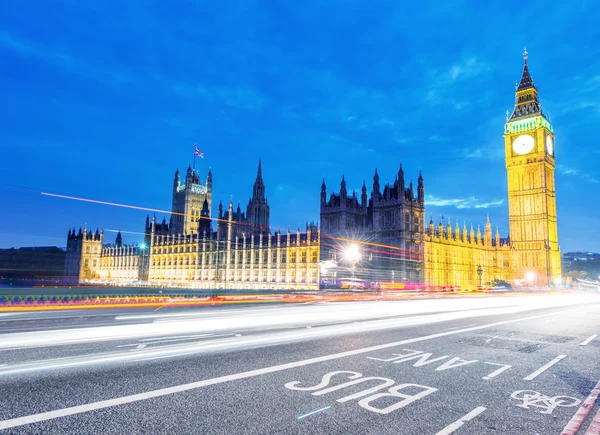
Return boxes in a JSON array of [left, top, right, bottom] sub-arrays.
[[423, 50, 561, 287], [423, 218, 511, 288], [319, 167, 425, 284], [65, 51, 561, 290], [503, 49, 561, 285], [65, 162, 320, 289]]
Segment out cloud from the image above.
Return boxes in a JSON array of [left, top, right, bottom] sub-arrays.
[[426, 195, 504, 209], [462, 146, 504, 160], [424, 56, 490, 108], [447, 57, 490, 82], [557, 164, 579, 175], [0, 31, 138, 88], [173, 83, 268, 111], [556, 164, 598, 182]]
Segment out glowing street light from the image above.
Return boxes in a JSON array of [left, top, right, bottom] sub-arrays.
[[140, 243, 147, 250], [343, 243, 361, 263], [525, 271, 536, 286], [343, 243, 361, 282]]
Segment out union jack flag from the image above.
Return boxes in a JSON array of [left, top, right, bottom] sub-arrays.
[[194, 146, 204, 158]]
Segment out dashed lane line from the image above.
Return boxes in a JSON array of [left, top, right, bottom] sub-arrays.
[[0, 307, 581, 431], [523, 355, 567, 381], [579, 334, 598, 346], [435, 406, 487, 435]]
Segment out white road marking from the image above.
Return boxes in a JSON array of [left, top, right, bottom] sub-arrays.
[[140, 334, 213, 342], [0, 308, 580, 430], [116, 334, 237, 348], [482, 362, 512, 380], [435, 406, 487, 435], [523, 355, 567, 381], [579, 334, 598, 346], [443, 324, 476, 331], [561, 379, 600, 435]]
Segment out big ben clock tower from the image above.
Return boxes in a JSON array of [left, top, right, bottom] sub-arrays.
[[504, 49, 561, 286]]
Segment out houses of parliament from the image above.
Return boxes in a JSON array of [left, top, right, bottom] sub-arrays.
[[65, 51, 561, 289]]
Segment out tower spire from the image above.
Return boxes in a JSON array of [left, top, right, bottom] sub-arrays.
[[510, 48, 544, 120], [516, 47, 535, 91]]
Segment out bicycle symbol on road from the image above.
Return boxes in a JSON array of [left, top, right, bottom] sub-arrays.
[[510, 390, 581, 415]]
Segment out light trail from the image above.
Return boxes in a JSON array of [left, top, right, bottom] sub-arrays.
[[41, 191, 422, 255]]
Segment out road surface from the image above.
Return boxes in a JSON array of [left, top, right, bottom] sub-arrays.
[[0, 293, 599, 434]]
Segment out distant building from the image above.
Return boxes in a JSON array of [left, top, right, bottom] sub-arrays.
[[561, 252, 600, 267], [0, 246, 66, 283], [65, 161, 319, 290], [320, 166, 425, 284], [170, 165, 212, 235]]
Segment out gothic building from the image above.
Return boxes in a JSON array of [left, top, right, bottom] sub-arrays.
[[320, 166, 425, 284], [217, 160, 271, 238], [424, 49, 560, 288], [65, 161, 319, 290], [64, 227, 104, 282], [64, 50, 561, 290], [170, 165, 212, 235]]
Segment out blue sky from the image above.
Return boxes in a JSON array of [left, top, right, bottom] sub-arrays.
[[1, 1, 599, 252]]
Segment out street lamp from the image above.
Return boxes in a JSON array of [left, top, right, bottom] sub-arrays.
[[476, 265, 483, 287], [544, 240, 551, 287], [525, 271, 536, 288], [343, 244, 361, 281]]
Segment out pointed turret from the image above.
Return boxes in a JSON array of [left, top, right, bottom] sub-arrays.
[[340, 174, 347, 199], [495, 226, 501, 246], [510, 48, 544, 120], [173, 167, 180, 191], [206, 168, 213, 189], [361, 180, 367, 207], [470, 223, 475, 242], [484, 215, 492, 245], [455, 220, 460, 239], [398, 164, 405, 191], [429, 217, 434, 235], [462, 222, 467, 241], [517, 47, 535, 91], [115, 231, 122, 247], [372, 168, 380, 197], [252, 160, 265, 200], [417, 171, 424, 202], [321, 178, 327, 205]]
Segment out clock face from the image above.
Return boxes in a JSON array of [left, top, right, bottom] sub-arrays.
[[512, 134, 535, 155], [546, 135, 554, 155]]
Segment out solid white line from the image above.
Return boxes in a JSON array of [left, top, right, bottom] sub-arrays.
[[523, 355, 567, 381], [579, 334, 598, 346], [0, 308, 579, 430], [435, 406, 487, 435], [443, 324, 476, 331]]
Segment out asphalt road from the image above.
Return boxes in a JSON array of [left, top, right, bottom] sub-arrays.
[[1, 293, 599, 434]]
